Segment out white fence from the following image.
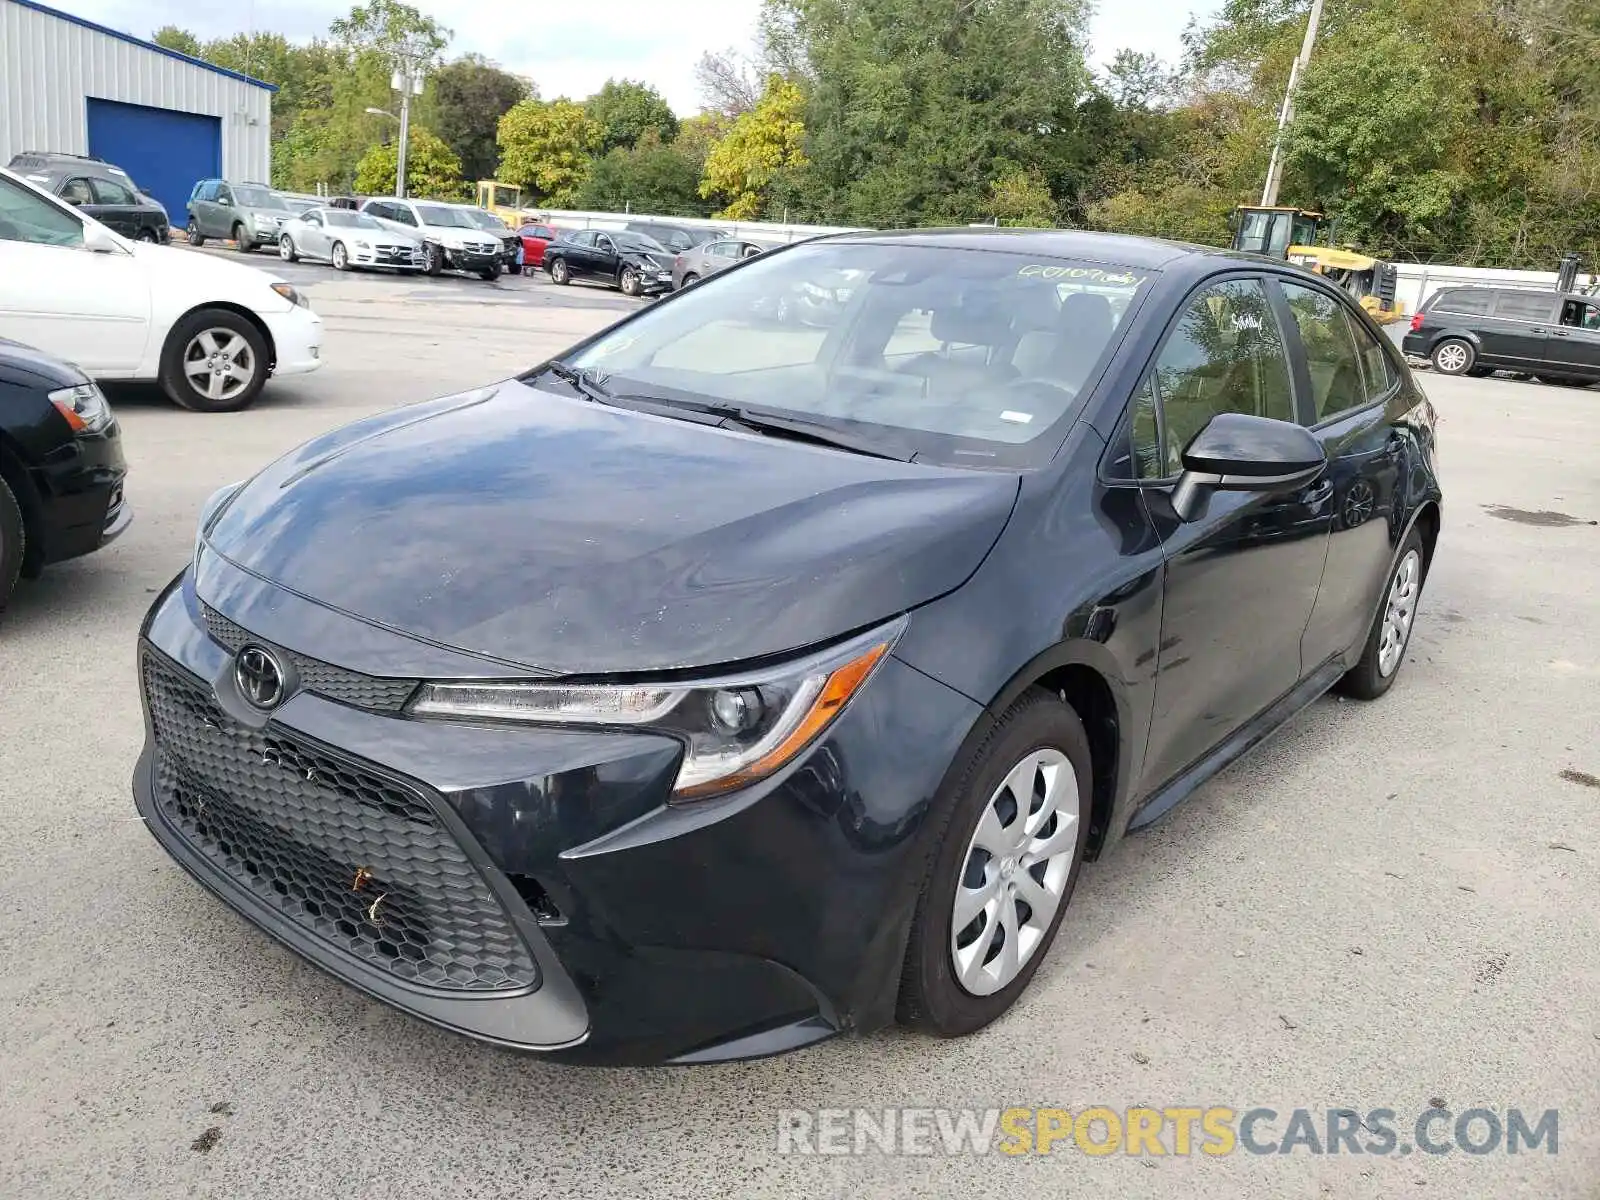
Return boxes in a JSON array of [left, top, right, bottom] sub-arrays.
[[537, 208, 867, 245], [1394, 263, 1595, 316]]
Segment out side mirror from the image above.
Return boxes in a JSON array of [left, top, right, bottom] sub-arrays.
[[1170, 412, 1326, 523], [218, 196, 233, 207], [83, 222, 126, 255], [64, 195, 85, 207]]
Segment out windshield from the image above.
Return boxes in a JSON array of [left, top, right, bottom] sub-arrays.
[[416, 204, 476, 228], [327, 210, 384, 230], [614, 232, 668, 254], [236, 186, 286, 210], [464, 209, 509, 231], [565, 242, 1152, 466]]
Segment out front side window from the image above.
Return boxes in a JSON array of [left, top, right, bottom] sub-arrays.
[[0, 176, 85, 247], [1132, 277, 1294, 478], [415, 204, 472, 227], [91, 176, 137, 205], [1281, 280, 1367, 421], [196, 180, 221, 202], [1561, 298, 1600, 330], [565, 242, 1153, 465], [59, 177, 94, 206]]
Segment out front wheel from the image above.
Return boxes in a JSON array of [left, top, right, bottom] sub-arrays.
[[549, 257, 570, 285], [186, 219, 205, 247], [331, 241, 349, 271], [424, 244, 443, 276], [479, 263, 502, 281], [1431, 338, 1475, 375], [232, 223, 254, 253], [0, 473, 24, 618], [279, 235, 298, 263], [159, 309, 270, 413], [1337, 528, 1426, 700], [680, 272, 699, 289], [619, 267, 640, 296], [898, 690, 1092, 1037]]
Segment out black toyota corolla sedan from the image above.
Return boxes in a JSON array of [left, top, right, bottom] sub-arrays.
[[1, 338, 130, 614], [133, 230, 1441, 1065]]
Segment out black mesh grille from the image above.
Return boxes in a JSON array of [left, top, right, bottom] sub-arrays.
[[201, 604, 418, 713], [143, 651, 537, 993]]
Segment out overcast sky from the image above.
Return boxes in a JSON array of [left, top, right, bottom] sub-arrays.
[[62, 0, 1220, 113]]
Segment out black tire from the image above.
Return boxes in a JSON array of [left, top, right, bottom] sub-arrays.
[[424, 244, 443, 276], [1466, 366, 1493, 378], [158, 308, 271, 413], [898, 689, 1093, 1037], [232, 223, 253, 253], [1430, 338, 1475, 376], [549, 256, 570, 285], [186, 219, 205, 247], [0, 472, 24, 617], [619, 266, 640, 296], [137, 228, 158, 243], [331, 241, 349, 271], [1337, 527, 1427, 701], [279, 234, 299, 263], [479, 263, 502, 281], [680, 272, 699, 288]]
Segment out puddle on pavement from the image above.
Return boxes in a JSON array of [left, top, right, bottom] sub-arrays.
[[1482, 504, 1597, 527]]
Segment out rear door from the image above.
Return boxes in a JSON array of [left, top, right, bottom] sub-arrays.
[[1276, 277, 1406, 669], [88, 175, 144, 237], [1548, 297, 1600, 379], [1480, 290, 1555, 367], [564, 231, 597, 275]]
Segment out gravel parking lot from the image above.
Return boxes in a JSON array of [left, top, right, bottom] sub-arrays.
[[1, 271, 1597, 1199]]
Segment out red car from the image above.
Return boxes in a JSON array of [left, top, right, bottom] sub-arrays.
[[518, 223, 560, 269]]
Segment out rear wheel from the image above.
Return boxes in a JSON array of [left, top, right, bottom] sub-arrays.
[[159, 309, 270, 413], [185, 219, 205, 247], [898, 690, 1092, 1037], [1337, 528, 1426, 700], [279, 234, 298, 263], [549, 257, 570, 285], [0, 473, 24, 618], [331, 241, 349, 271], [1431, 339, 1475, 375]]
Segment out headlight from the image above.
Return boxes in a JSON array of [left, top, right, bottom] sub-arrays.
[[270, 282, 309, 308], [353, 239, 371, 249], [409, 619, 904, 800], [48, 382, 112, 434]]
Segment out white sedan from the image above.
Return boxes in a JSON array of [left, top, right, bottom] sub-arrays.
[[0, 167, 323, 413], [278, 207, 425, 273]]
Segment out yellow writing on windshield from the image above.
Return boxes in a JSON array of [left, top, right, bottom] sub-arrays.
[[1017, 265, 1146, 286]]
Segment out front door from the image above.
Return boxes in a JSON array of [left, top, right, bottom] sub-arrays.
[[1132, 276, 1334, 796], [88, 175, 144, 238], [0, 175, 151, 373], [1276, 278, 1406, 669], [1480, 290, 1555, 368], [300, 211, 329, 258], [1549, 297, 1600, 379]]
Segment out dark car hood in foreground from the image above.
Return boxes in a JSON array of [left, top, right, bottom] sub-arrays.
[[205, 382, 1021, 674], [0, 336, 86, 388]]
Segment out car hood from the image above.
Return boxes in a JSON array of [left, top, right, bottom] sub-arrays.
[[0, 336, 87, 388], [204, 381, 1021, 674]]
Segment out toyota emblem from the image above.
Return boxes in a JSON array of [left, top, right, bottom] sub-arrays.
[[234, 645, 286, 711]]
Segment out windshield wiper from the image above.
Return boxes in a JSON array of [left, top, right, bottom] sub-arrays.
[[622, 395, 911, 461], [538, 360, 616, 406]]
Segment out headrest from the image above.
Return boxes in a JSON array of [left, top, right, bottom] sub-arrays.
[[930, 291, 1010, 345], [1057, 291, 1115, 343]]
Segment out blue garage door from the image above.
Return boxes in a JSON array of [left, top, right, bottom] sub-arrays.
[[85, 98, 221, 224]]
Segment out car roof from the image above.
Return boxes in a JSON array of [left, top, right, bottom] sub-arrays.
[[817, 227, 1249, 271]]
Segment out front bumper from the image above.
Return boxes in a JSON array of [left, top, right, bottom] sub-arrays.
[[351, 244, 424, 270], [132, 561, 982, 1064], [260, 306, 324, 378], [34, 420, 131, 566], [247, 224, 287, 247], [443, 246, 500, 271]]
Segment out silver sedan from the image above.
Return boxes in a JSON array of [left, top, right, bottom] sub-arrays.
[[671, 238, 768, 290], [279, 208, 425, 272]]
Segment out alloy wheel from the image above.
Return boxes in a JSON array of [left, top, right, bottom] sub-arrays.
[[279, 236, 294, 261], [182, 328, 258, 404], [332, 242, 348, 271], [1434, 342, 1470, 374], [620, 268, 638, 296], [950, 748, 1080, 997], [1377, 549, 1422, 677]]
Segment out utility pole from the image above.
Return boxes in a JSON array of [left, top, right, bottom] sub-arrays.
[[1260, 0, 1324, 208]]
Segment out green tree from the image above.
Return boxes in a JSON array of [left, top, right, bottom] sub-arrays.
[[585, 79, 679, 153], [423, 55, 533, 182], [329, 0, 450, 61], [354, 125, 467, 198], [699, 75, 807, 219], [497, 99, 603, 204], [573, 138, 706, 215], [986, 168, 1059, 227], [151, 26, 203, 56]]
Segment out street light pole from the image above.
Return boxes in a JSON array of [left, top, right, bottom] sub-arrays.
[[1260, 0, 1324, 208], [396, 81, 412, 199]]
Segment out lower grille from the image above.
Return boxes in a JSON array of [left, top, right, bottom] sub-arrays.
[[143, 651, 538, 993]]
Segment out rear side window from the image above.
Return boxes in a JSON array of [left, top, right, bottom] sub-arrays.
[[1494, 291, 1556, 321], [1353, 324, 1397, 399], [1134, 277, 1296, 478], [1433, 289, 1490, 316]]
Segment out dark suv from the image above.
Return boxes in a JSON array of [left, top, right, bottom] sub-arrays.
[[1402, 285, 1600, 385], [6, 152, 169, 242]]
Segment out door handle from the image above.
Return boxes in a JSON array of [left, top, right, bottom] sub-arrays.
[[1552, 330, 1570, 337], [1530, 327, 1547, 334]]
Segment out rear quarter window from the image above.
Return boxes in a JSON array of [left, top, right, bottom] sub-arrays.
[[1432, 290, 1491, 316]]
